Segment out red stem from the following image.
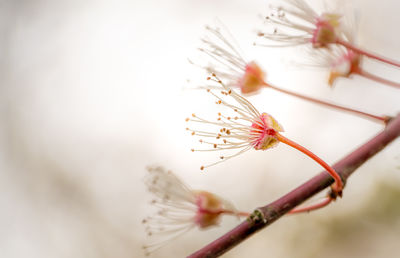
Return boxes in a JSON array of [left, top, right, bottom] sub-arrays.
[[355, 68, 400, 89], [263, 82, 388, 124], [275, 133, 343, 195], [188, 113, 400, 258], [219, 210, 250, 217], [288, 196, 332, 214], [336, 39, 400, 68]]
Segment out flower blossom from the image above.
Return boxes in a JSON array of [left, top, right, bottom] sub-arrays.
[[314, 46, 361, 86], [296, 10, 400, 89], [186, 76, 283, 170], [186, 76, 343, 195], [142, 166, 244, 255], [257, 0, 346, 48], [195, 24, 266, 95], [312, 41, 400, 89]]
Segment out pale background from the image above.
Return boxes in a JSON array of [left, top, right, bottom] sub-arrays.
[[0, 0, 400, 257]]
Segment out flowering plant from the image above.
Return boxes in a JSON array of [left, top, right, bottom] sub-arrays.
[[143, 1, 400, 256]]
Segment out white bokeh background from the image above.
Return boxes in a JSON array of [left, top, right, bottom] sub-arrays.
[[0, 0, 399, 257]]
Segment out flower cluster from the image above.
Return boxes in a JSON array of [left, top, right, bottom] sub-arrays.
[[257, 1, 400, 88], [142, 0, 398, 255]]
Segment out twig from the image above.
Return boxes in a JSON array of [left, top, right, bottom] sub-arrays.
[[264, 82, 389, 124], [336, 39, 400, 69], [188, 113, 400, 258]]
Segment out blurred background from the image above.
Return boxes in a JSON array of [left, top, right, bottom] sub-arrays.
[[0, 0, 399, 257]]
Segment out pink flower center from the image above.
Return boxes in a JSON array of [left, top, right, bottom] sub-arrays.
[[328, 50, 361, 86], [238, 61, 265, 94], [251, 113, 279, 150], [194, 191, 223, 228], [345, 50, 361, 74], [312, 15, 339, 47]]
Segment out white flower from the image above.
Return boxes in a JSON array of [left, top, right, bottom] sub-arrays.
[[194, 24, 266, 95], [312, 46, 361, 86], [257, 0, 348, 48], [142, 166, 242, 255], [186, 77, 283, 170], [186, 77, 344, 195], [299, 8, 361, 86]]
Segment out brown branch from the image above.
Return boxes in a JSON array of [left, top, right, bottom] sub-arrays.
[[188, 113, 400, 258]]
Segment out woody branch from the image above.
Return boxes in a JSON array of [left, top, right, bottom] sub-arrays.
[[188, 112, 400, 258]]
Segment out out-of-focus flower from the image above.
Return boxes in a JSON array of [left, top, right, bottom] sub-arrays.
[[301, 11, 400, 89], [309, 46, 361, 86], [142, 166, 245, 255], [326, 48, 361, 86], [257, 0, 346, 48], [280, 3, 362, 86], [186, 76, 283, 170], [194, 24, 266, 95]]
